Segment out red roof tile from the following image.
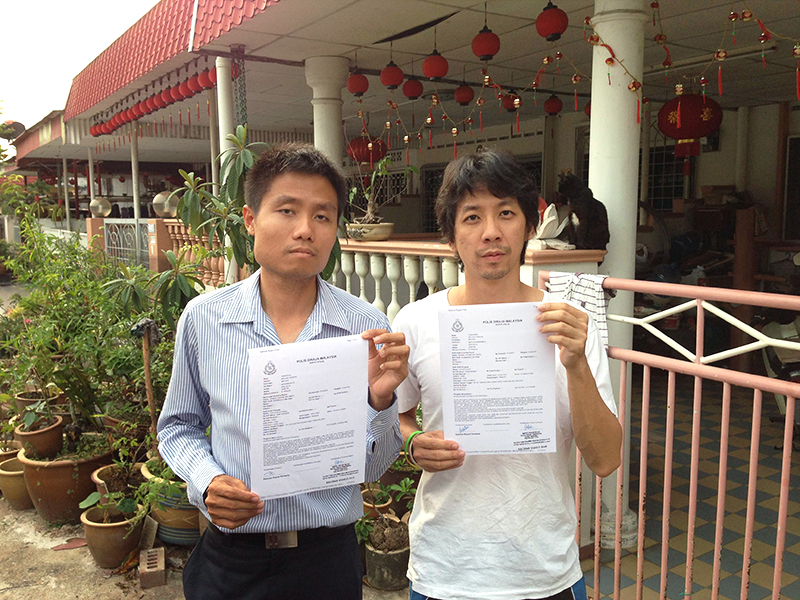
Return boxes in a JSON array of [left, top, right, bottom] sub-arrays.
[[64, 0, 279, 122]]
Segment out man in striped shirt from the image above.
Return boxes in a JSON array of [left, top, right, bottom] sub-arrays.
[[158, 143, 407, 599]]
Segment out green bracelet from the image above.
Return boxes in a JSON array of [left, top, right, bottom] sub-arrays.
[[404, 430, 423, 468]]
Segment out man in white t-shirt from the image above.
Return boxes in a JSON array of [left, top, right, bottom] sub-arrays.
[[393, 149, 622, 600]]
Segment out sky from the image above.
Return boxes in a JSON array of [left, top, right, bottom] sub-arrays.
[[1, 0, 162, 157]]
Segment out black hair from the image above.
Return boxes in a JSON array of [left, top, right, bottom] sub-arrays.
[[435, 149, 540, 265], [244, 143, 348, 217]]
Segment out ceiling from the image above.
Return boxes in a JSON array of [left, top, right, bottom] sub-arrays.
[[53, 0, 800, 163]]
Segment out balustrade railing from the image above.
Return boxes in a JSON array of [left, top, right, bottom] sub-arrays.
[[163, 219, 225, 287], [103, 218, 149, 267]]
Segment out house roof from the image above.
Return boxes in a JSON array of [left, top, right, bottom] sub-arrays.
[[63, 0, 278, 121]]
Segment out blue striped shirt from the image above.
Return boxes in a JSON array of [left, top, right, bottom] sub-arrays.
[[157, 270, 402, 533]]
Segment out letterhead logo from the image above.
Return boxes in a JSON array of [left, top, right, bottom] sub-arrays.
[[452, 318, 464, 333], [264, 361, 277, 376]]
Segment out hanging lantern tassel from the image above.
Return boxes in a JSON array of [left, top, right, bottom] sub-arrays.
[[170, 113, 174, 130], [162, 116, 166, 134], [453, 138, 457, 159], [207, 99, 210, 117], [516, 112, 520, 134], [197, 102, 200, 121], [796, 65, 800, 101], [574, 89, 578, 111], [677, 98, 682, 129], [637, 95, 641, 124], [179, 110, 183, 127], [718, 64, 723, 96], [429, 129, 433, 149], [188, 107, 191, 126]]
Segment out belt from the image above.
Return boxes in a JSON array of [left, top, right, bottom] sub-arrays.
[[206, 521, 352, 550]]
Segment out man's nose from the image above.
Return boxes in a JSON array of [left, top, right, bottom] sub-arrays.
[[293, 214, 314, 240], [482, 216, 501, 241]]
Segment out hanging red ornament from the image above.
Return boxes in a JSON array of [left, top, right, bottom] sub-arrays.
[[543, 94, 563, 116], [170, 85, 185, 102], [502, 92, 520, 112], [729, 12, 738, 46], [571, 74, 582, 110], [536, 1, 569, 42], [531, 81, 539, 106], [179, 81, 194, 99], [654, 33, 667, 44], [347, 137, 387, 167], [587, 34, 600, 46], [543, 55, 554, 66], [146, 96, 158, 112], [423, 49, 449, 81], [198, 69, 214, 89], [188, 75, 203, 93], [467, 116, 474, 137], [119, 176, 126, 183], [347, 72, 369, 97], [402, 78, 424, 100], [555, 51, 563, 73], [209, 67, 218, 84], [741, 10, 753, 22], [628, 80, 642, 123], [472, 25, 501, 61], [583, 16, 591, 39], [658, 94, 722, 159], [650, 1, 658, 26], [454, 84, 475, 106], [380, 61, 404, 89], [476, 97, 486, 131], [451, 127, 459, 158], [794, 44, 800, 101], [431, 93, 440, 106], [759, 33, 769, 69], [715, 49, 727, 95], [605, 57, 614, 85]]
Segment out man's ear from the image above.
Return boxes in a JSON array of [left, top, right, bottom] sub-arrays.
[[526, 223, 535, 241], [243, 204, 256, 236]]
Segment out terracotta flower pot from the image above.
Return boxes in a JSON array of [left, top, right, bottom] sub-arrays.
[[91, 462, 144, 501], [13, 392, 57, 413], [81, 505, 145, 569], [14, 415, 64, 460], [18, 446, 114, 524], [141, 460, 200, 545], [0, 457, 34, 510], [0, 440, 21, 463], [361, 487, 392, 518]]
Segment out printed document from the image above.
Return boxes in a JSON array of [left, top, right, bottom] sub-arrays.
[[439, 303, 556, 454], [248, 335, 368, 499]]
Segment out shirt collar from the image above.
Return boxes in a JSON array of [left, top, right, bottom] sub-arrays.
[[219, 270, 353, 336]]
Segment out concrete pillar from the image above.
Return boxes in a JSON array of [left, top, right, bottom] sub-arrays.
[[590, 0, 647, 549], [148, 218, 172, 273], [735, 107, 749, 193], [209, 87, 220, 195], [215, 57, 236, 154], [304, 56, 349, 163], [62, 157, 71, 231], [131, 126, 141, 261], [87, 148, 95, 202], [640, 101, 651, 223]]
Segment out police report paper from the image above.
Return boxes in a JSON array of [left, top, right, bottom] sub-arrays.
[[248, 335, 368, 499], [439, 303, 556, 454]]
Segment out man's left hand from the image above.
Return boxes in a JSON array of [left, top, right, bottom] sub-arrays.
[[362, 329, 409, 411], [537, 302, 589, 371]]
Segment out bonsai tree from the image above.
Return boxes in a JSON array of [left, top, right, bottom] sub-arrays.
[[348, 156, 418, 225]]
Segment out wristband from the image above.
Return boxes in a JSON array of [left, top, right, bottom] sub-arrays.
[[404, 430, 423, 468]]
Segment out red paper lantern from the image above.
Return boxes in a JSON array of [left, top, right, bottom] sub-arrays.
[[454, 85, 475, 106], [101, 123, 112, 135], [502, 93, 520, 112], [138, 101, 151, 116], [584, 101, 591, 117], [347, 137, 387, 165], [657, 94, 722, 157], [543, 94, 563, 115], [90, 125, 97, 136], [110, 114, 121, 127], [146, 96, 158, 112], [161, 89, 175, 106], [472, 25, 501, 61], [187, 75, 203, 93], [209, 68, 218, 84], [179, 81, 194, 99], [170, 85, 185, 102], [126, 108, 137, 122], [423, 50, 449, 81], [347, 72, 369, 97], [198, 69, 214, 89], [154, 93, 167, 109], [68, 179, 76, 185], [402, 78, 424, 100], [119, 110, 130, 124], [380, 61, 404, 89], [132, 103, 144, 118], [536, 1, 569, 42]]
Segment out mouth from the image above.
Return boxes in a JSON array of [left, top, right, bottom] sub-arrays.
[[287, 247, 316, 257], [480, 250, 506, 259]]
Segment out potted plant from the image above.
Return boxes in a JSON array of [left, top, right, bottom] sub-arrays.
[[12, 400, 64, 459], [362, 494, 410, 590], [140, 456, 201, 545], [361, 482, 392, 518], [345, 156, 417, 242], [79, 490, 145, 569], [0, 455, 34, 510], [387, 476, 417, 519]]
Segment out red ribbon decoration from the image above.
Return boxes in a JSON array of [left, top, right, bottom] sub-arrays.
[[718, 65, 723, 96], [516, 112, 520, 134], [207, 99, 210, 117], [170, 114, 174, 130], [677, 98, 682, 129], [453, 139, 457, 159], [162, 117, 165, 134], [179, 110, 183, 127], [429, 129, 433, 149], [406, 147, 409, 165], [197, 102, 200, 121], [479, 110, 483, 131], [574, 90, 578, 111], [636, 97, 641, 124], [188, 108, 191, 126], [757, 20, 772, 41], [796, 66, 799, 101]]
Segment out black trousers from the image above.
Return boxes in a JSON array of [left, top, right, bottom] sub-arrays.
[[182, 523, 362, 600]]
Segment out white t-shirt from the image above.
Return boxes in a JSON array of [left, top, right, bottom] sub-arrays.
[[393, 289, 617, 600]]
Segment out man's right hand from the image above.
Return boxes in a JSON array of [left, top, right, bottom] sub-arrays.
[[204, 474, 264, 530], [411, 430, 465, 472]]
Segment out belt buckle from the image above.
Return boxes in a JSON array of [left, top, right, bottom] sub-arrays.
[[265, 530, 298, 549]]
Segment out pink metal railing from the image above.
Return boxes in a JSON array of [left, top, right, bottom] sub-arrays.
[[538, 271, 800, 600]]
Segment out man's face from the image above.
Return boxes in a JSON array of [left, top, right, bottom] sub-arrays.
[[243, 172, 338, 282], [451, 189, 531, 281]]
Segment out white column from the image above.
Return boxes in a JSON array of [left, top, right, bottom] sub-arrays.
[[209, 87, 221, 195], [386, 255, 402, 322], [442, 257, 460, 289], [216, 56, 238, 283], [355, 252, 370, 302], [735, 106, 749, 193], [404, 256, 420, 303], [541, 114, 558, 202], [640, 101, 651, 224], [62, 157, 71, 231], [131, 127, 141, 261], [423, 257, 440, 295], [87, 148, 96, 202], [590, 0, 646, 549], [304, 56, 349, 163], [341, 251, 355, 295], [370, 253, 386, 314]]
